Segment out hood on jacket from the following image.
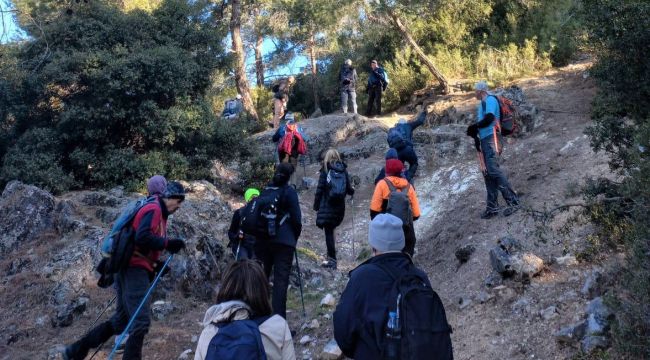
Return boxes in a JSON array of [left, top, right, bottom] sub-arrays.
[[201, 300, 251, 326], [384, 175, 410, 188]]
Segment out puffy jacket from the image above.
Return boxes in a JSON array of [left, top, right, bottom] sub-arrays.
[[194, 300, 296, 360], [334, 252, 431, 359], [313, 161, 355, 229], [340, 65, 358, 91], [130, 195, 169, 272], [370, 176, 421, 220]]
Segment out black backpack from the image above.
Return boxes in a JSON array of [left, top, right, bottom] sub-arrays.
[[375, 262, 453, 360], [327, 168, 347, 202], [240, 186, 287, 238], [206, 315, 271, 360]]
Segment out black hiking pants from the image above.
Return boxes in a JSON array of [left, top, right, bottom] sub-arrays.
[[66, 267, 151, 360], [403, 222, 417, 256], [366, 85, 382, 116], [256, 242, 295, 319], [324, 226, 336, 260]]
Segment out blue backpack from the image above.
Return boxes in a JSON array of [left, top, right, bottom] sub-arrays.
[[387, 126, 409, 150], [206, 316, 270, 360]]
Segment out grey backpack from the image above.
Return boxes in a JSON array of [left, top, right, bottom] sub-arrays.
[[384, 179, 413, 225]]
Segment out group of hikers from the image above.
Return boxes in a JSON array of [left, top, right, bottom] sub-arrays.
[[61, 79, 520, 360]]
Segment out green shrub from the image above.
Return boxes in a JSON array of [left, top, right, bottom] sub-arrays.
[[239, 154, 276, 191]]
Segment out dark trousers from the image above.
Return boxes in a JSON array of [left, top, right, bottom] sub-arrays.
[[324, 226, 336, 260], [256, 242, 295, 319], [67, 268, 151, 360], [366, 86, 382, 116], [481, 137, 518, 211], [231, 238, 256, 260], [403, 223, 417, 256]]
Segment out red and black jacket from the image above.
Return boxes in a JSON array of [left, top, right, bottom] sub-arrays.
[[129, 195, 169, 272]]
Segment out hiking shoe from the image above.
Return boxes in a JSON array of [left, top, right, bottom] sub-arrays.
[[321, 258, 337, 270], [480, 209, 499, 219], [503, 204, 521, 217]]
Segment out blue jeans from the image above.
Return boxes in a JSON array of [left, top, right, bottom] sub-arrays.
[[481, 137, 518, 211]]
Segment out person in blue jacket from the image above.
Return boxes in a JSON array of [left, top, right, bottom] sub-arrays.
[[365, 60, 388, 117]]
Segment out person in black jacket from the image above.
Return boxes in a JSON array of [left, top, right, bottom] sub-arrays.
[[313, 149, 355, 269], [254, 163, 302, 319], [227, 188, 260, 260], [333, 214, 453, 360]]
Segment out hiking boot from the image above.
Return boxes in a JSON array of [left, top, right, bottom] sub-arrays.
[[480, 209, 499, 219], [321, 258, 337, 270], [503, 204, 521, 217]]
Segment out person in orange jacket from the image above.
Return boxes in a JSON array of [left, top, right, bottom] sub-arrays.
[[370, 158, 421, 256]]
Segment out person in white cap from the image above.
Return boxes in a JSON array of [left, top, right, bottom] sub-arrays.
[[468, 81, 519, 219], [333, 214, 453, 360], [339, 59, 358, 114]]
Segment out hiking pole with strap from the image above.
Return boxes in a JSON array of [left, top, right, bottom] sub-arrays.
[[107, 254, 174, 360], [293, 250, 307, 318], [350, 196, 356, 260], [235, 239, 242, 261]]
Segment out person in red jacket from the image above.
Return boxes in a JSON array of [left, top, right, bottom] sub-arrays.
[[63, 182, 187, 360]]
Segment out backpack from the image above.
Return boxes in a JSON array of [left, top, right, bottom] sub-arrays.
[[384, 179, 413, 225], [240, 186, 288, 238], [375, 262, 453, 360], [387, 127, 408, 150], [326, 168, 347, 202], [206, 316, 270, 360], [491, 95, 517, 136], [278, 126, 307, 156], [96, 197, 158, 288]]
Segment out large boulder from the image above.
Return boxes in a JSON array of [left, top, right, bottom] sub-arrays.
[[0, 181, 55, 253]]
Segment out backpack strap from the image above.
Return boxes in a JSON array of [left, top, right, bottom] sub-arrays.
[[384, 178, 409, 193]]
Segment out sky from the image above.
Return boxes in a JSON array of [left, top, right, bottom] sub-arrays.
[[1, 0, 25, 44]]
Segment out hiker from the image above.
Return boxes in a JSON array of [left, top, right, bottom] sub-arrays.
[[333, 214, 453, 360], [227, 188, 261, 260], [370, 158, 420, 256], [222, 94, 243, 120], [467, 81, 520, 219], [340, 59, 358, 114], [63, 182, 187, 360], [272, 115, 307, 187], [194, 260, 296, 360], [313, 149, 355, 269], [375, 111, 427, 183], [365, 59, 388, 117], [271, 76, 296, 128], [254, 163, 302, 319]]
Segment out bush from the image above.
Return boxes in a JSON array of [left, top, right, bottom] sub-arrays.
[[239, 154, 276, 191]]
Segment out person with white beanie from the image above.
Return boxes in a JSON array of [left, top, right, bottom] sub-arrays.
[[333, 214, 453, 360]]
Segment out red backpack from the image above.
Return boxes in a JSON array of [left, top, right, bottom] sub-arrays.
[[278, 124, 307, 156], [492, 95, 518, 136]]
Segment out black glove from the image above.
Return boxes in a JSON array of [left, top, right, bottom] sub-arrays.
[[153, 260, 171, 278], [166, 238, 186, 254], [466, 123, 478, 137], [313, 203, 319, 212], [473, 137, 481, 152]]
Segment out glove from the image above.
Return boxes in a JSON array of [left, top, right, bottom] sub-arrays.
[[466, 123, 478, 137], [166, 238, 186, 254], [153, 260, 171, 278], [473, 137, 481, 152], [313, 203, 319, 212]]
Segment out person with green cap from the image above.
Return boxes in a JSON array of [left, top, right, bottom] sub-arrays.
[[227, 188, 261, 260]]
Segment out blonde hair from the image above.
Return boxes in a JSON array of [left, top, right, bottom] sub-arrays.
[[323, 148, 341, 168]]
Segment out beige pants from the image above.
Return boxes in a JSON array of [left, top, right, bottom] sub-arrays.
[[272, 98, 286, 129]]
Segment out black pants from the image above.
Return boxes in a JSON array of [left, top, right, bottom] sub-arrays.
[[256, 242, 295, 319], [366, 86, 382, 116], [403, 223, 417, 256], [66, 268, 151, 360], [231, 237, 256, 260], [324, 226, 336, 260]]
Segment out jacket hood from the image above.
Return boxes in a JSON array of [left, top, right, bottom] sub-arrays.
[[201, 300, 251, 326], [384, 176, 410, 188]]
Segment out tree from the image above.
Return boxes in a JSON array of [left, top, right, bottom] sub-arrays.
[[230, 0, 259, 122]]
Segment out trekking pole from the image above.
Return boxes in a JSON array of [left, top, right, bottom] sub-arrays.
[[88, 295, 117, 331], [235, 239, 242, 261], [293, 250, 307, 318], [350, 197, 356, 260], [107, 254, 174, 360]]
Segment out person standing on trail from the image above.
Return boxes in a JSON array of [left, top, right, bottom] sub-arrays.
[[467, 81, 520, 219], [254, 163, 302, 319], [272, 115, 307, 187], [227, 188, 261, 261], [313, 148, 355, 270], [340, 59, 358, 114], [63, 182, 187, 360], [365, 60, 388, 117], [271, 76, 296, 129], [194, 260, 296, 360], [333, 214, 453, 360], [370, 158, 420, 256]]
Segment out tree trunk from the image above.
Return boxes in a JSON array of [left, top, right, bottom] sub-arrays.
[[386, 9, 450, 94], [309, 33, 321, 113], [254, 33, 265, 87], [230, 0, 259, 122]]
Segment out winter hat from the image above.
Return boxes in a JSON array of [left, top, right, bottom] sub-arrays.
[[147, 175, 167, 196], [368, 214, 405, 253], [385, 148, 398, 160], [285, 112, 295, 123], [244, 188, 260, 202], [385, 158, 404, 176], [475, 81, 489, 92], [163, 181, 186, 200]]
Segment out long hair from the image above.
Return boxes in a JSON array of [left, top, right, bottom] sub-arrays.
[[323, 148, 341, 169], [216, 260, 272, 317]]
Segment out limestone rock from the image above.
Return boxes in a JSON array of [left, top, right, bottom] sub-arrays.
[[151, 300, 175, 321], [300, 335, 312, 345], [510, 252, 544, 279], [555, 320, 587, 344], [320, 293, 336, 307], [302, 177, 318, 190], [555, 254, 578, 266], [581, 270, 603, 297], [581, 335, 609, 353], [540, 306, 558, 320], [322, 339, 343, 360], [52, 297, 89, 328]]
